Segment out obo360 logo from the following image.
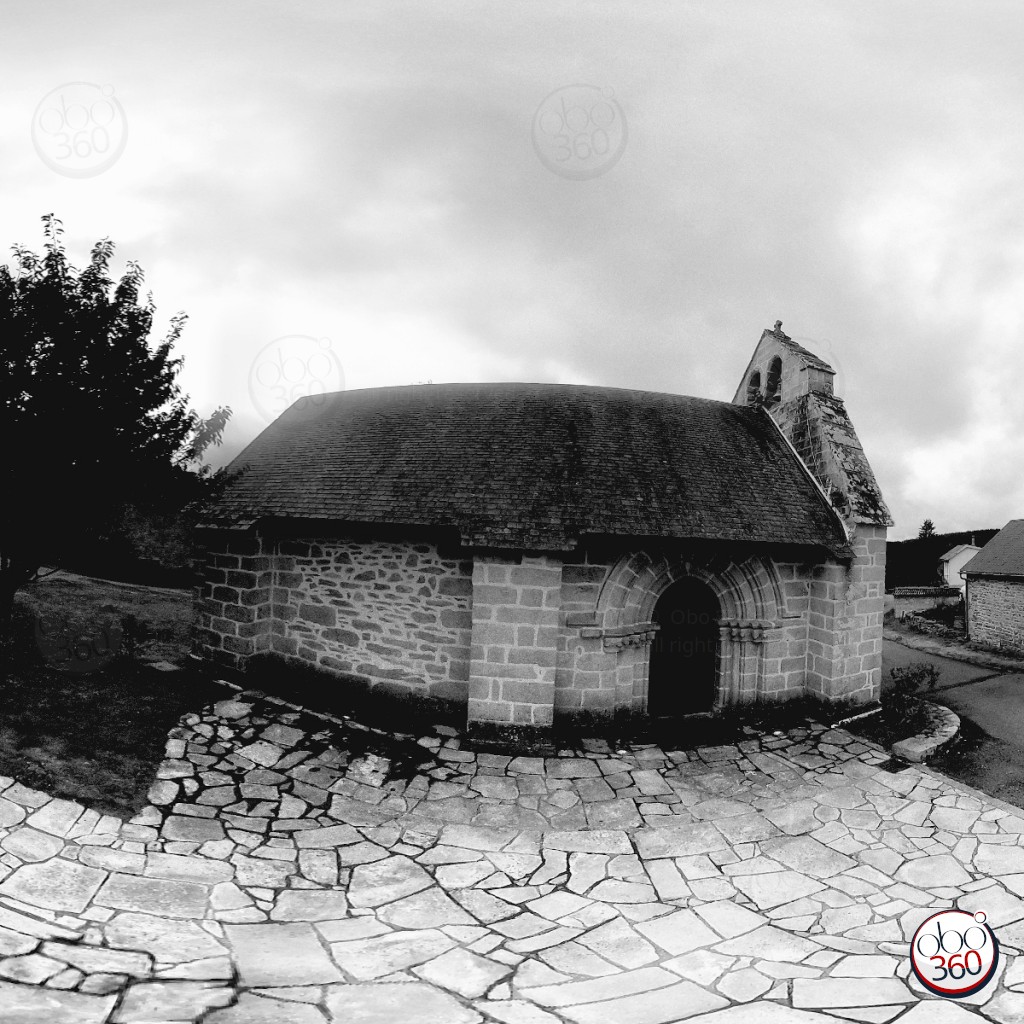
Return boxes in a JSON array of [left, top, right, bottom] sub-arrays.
[[32, 83, 128, 177], [910, 909, 998, 998], [248, 335, 345, 425], [532, 85, 627, 180]]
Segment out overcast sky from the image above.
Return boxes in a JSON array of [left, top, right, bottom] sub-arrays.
[[5, 1, 1023, 540]]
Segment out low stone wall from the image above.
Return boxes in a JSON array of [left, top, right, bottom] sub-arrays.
[[892, 701, 960, 763], [891, 586, 961, 619], [968, 577, 1024, 656]]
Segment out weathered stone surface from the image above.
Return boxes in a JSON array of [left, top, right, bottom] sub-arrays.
[[206, 991, 326, 1023], [237, 740, 286, 767], [577, 918, 659, 968], [0, 952, 65, 984], [480, 1000, 564, 1024], [894, 855, 971, 888], [0, 797, 27, 828], [225, 922, 343, 986], [326, 981, 483, 1023], [105, 913, 228, 963], [295, 823, 361, 848], [667, 1005, 844, 1022], [112, 980, 233, 1021], [270, 890, 350, 921], [0, 980, 116, 1023], [587, 879, 657, 903], [162, 815, 226, 842], [146, 852, 233, 883], [898, 1002, 990, 1023], [636, 909, 721, 956], [0, 858, 106, 913], [25, 798, 83, 837], [377, 886, 475, 928], [522, 965, 678, 1007], [791, 977, 915, 1008], [561, 979, 728, 1023], [41, 941, 152, 978], [233, 855, 293, 888], [976, 843, 1024, 876], [1, 826, 64, 862], [414, 947, 511, 997], [714, 925, 821, 961], [96, 873, 209, 918], [694, 900, 765, 939], [760, 836, 855, 878], [544, 830, 633, 854], [730, 870, 825, 909], [328, 928, 456, 980], [634, 821, 725, 859], [763, 800, 821, 835], [348, 855, 434, 907]]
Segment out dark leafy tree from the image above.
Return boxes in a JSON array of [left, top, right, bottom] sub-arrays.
[[918, 519, 937, 539], [0, 214, 232, 623]]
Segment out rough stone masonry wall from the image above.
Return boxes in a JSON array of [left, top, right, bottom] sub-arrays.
[[194, 532, 474, 704], [271, 537, 473, 702], [969, 577, 1024, 655], [466, 555, 562, 739]]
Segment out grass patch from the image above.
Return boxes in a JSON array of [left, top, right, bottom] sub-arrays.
[[1, 576, 222, 819]]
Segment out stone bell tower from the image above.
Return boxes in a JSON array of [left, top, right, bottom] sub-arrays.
[[733, 322, 893, 705]]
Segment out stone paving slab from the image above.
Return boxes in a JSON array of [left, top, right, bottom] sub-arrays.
[[6, 685, 1024, 1019]]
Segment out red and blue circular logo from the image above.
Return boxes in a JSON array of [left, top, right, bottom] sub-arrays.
[[910, 909, 998, 998]]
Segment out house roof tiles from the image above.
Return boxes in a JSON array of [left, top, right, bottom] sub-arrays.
[[962, 520, 1024, 577]]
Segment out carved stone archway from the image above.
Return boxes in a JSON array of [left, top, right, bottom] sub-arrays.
[[593, 551, 788, 716]]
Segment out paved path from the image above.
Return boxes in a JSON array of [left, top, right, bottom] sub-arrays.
[[885, 638, 1024, 749], [4, 686, 1024, 1021]]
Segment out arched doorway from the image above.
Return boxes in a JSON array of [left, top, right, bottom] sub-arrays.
[[648, 577, 720, 716]]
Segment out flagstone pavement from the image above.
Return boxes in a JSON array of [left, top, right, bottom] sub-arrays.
[[4, 686, 1024, 1022]]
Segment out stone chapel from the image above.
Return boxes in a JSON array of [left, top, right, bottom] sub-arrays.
[[195, 323, 892, 746]]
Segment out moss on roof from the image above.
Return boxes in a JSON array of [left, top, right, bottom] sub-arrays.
[[201, 382, 850, 555], [963, 520, 1024, 577]]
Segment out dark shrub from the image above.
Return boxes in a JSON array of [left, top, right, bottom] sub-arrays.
[[884, 663, 939, 734]]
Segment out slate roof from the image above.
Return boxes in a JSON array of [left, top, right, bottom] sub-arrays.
[[940, 543, 978, 562], [962, 520, 1024, 577], [781, 336, 834, 373], [202, 383, 850, 555]]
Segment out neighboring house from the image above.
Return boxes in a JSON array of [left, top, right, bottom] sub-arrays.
[[940, 542, 979, 595], [195, 323, 892, 746], [963, 520, 1024, 655]]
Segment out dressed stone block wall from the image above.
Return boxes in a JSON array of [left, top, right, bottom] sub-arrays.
[[551, 550, 820, 724], [467, 555, 562, 736], [193, 534, 275, 663], [803, 524, 886, 704], [968, 578, 1024, 655]]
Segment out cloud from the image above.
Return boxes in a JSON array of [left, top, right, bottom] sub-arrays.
[[3, 0, 1023, 536]]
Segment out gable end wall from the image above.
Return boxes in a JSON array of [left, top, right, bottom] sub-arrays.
[[968, 577, 1024, 655]]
